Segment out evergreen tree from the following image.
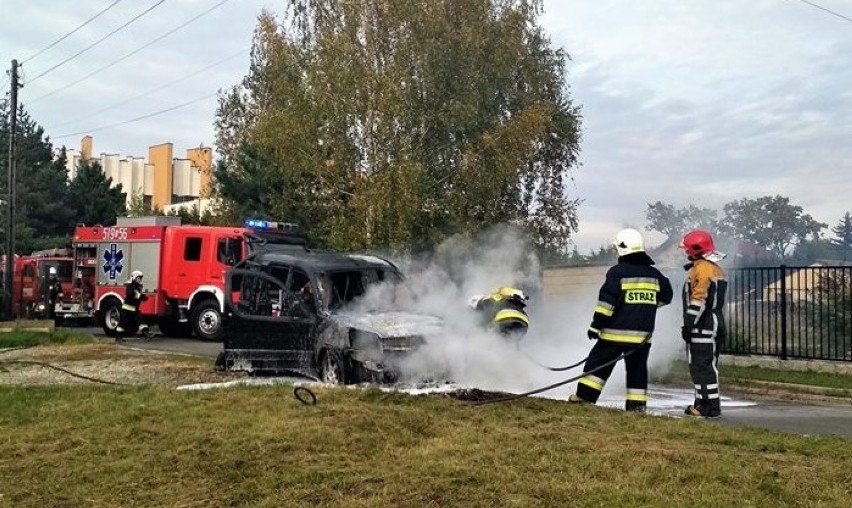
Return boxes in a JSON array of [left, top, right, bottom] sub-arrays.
[[0, 101, 75, 253], [66, 159, 126, 226], [830, 211, 852, 261]]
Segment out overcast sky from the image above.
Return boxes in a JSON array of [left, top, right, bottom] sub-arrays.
[[2, 0, 851, 253]]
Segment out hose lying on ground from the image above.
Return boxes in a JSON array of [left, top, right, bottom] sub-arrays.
[[462, 337, 650, 406]]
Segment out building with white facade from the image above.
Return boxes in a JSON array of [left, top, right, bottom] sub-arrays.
[[56, 136, 213, 210]]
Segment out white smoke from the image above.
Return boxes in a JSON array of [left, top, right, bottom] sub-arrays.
[[351, 225, 691, 401]]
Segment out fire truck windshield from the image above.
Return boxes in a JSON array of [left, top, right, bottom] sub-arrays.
[[43, 261, 73, 281]]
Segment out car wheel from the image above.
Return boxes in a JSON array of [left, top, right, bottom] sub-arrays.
[[320, 350, 349, 385], [191, 300, 223, 341], [100, 298, 122, 337]]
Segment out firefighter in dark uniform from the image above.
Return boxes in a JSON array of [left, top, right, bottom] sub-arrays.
[[569, 228, 673, 412], [680, 230, 727, 418], [45, 267, 62, 321], [116, 270, 148, 340], [469, 287, 531, 340]]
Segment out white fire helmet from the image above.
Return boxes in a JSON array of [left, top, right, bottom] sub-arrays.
[[48, 267, 57, 276], [613, 228, 645, 257], [131, 270, 144, 280], [468, 294, 484, 309]]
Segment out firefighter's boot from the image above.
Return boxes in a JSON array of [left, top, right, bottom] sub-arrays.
[[568, 394, 590, 404], [685, 400, 721, 418], [625, 400, 646, 413]]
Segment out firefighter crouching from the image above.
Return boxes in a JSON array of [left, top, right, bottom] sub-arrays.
[[569, 228, 673, 412], [470, 287, 531, 342], [117, 270, 148, 340]]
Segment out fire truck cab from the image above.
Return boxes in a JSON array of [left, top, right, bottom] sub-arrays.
[[1, 249, 74, 320], [72, 216, 306, 340]]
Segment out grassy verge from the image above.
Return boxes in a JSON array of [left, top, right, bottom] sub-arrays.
[[659, 360, 852, 393], [1, 385, 851, 507], [0, 329, 95, 349]]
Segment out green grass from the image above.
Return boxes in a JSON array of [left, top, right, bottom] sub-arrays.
[[0, 329, 95, 349], [659, 360, 852, 394], [0, 385, 851, 507]]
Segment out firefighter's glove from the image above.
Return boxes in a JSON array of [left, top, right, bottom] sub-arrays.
[[587, 328, 600, 341], [140, 294, 149, 302], [681, 326, 691, 344]]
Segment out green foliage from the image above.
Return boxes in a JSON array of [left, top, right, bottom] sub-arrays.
[[0, 100, 128, 253], [165, 203, 218, 226], [644, 201, 719, 238], [720, 195, 826, 260], [830, 211, 852, 261], [811, 271, 852, 353], [214, 0, 582, 253], [0, 102, 75, 253], [65, 159, 126, 227]]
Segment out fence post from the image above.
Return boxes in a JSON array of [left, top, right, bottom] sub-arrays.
[[780, 265, 788, 360]]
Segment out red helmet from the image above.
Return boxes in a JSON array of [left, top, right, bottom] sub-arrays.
[[680, 230, 715, 259]]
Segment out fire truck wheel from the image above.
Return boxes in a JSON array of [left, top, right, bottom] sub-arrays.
[[191, 300, 223, 341], [101, 298, 122, 337]]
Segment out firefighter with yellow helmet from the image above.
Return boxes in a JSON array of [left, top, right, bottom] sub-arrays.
[[470, 286, 531, 342], [569, 228, 673, 412]]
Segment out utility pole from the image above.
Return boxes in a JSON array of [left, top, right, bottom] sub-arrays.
[[3, 59, 19, 321]]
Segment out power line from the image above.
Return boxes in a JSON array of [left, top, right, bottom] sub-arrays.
[[795, 0, 852, 24], [48, 47, 247, 131], [26, 0, 166, 84], [22, 0, 126, 64], [27, 0, 232, 105], [52, 91, 219, 140]]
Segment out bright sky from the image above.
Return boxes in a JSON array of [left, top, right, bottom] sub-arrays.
[[2, 0, 851, 253]]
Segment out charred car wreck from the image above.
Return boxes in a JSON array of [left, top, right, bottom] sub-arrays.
[[215, 250, 443, 384]]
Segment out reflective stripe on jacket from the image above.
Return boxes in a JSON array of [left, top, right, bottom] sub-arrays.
[[590, 252, 673, 344]]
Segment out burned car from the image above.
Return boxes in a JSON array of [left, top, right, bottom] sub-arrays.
[[214, 250, 443, 384]]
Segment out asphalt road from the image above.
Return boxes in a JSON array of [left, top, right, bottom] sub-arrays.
[[74, 326, 852, 439]]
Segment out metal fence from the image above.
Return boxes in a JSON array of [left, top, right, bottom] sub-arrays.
[[724, 265, 852, 361]]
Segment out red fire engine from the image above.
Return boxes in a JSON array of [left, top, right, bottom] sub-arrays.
[[1, 249, 75, 320], [71, 216, 305, 340]]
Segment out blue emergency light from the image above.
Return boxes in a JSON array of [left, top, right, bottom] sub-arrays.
[[244, 219, 300, 233]]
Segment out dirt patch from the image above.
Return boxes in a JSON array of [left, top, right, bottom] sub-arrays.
[[0, 343, 247, 387]]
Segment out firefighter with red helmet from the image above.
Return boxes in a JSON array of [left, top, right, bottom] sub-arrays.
[[116, 270, 148, 340], [569, 228, 673, 412], [680, 230, 728, 418]]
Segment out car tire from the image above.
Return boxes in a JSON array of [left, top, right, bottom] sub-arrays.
[[191, 299, 223, 341], [320, 350, 349, 385], [100, 297, 122, 337]]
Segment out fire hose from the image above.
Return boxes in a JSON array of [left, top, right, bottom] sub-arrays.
[[463, 336, 651, 406]]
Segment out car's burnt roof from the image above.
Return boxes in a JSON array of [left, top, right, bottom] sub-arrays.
[[250, 250, 399, 273]]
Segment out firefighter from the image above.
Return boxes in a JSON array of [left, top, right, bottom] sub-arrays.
[[569, 228, 673, 412], [469, 287, 531, 341], [680, 230, 728, 418], [45, 267, 62, 321], [116, 270, 148, 340]]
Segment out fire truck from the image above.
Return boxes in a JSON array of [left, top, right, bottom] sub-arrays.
[[71, 216, 306, 340], [1, 249, 75, 320]]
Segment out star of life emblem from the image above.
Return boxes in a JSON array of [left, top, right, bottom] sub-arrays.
[[103, 244, 124, 281]]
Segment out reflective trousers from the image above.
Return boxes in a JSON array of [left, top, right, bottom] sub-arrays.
[[576, 340, 651, 410], [686, 315, 723, 413]]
